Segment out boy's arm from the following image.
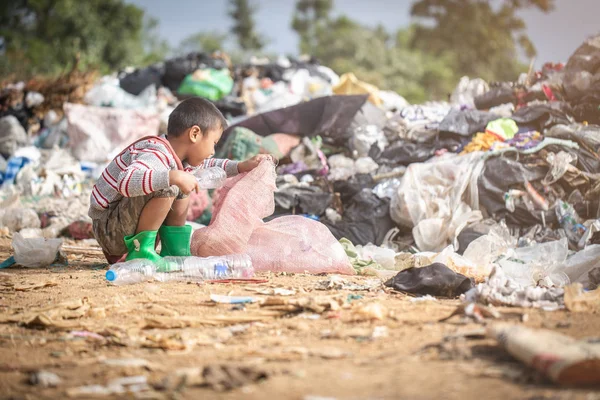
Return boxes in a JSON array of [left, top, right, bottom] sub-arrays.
[[116, 152, 170, 197]]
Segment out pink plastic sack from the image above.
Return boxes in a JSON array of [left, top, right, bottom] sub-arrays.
[[191, 161, 354, 274]]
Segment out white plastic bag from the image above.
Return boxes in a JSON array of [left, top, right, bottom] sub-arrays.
[[390, 152, 485, 252], [355, 244, 396, 270], [12, 233, 63, 267]]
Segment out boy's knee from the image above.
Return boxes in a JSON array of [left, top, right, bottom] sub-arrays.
[[153, 185, 181, 199]]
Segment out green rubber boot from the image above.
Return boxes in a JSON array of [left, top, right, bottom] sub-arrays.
[[124, 230, 175, 272], [158, 225, 192, 257]]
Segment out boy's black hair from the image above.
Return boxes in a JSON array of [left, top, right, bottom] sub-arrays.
[[167, 97, 228, 137]]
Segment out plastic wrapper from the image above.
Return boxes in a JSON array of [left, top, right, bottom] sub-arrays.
[[555, 200, 586, 246], [542, 151, 576, 185], [12, 233, 63, 268], [497, 238, 570, 287], [488, 324, 600, 385], [462, 222, 516, 270], [191, 161, 354, 274], [349, 125, 388, 157], [464, 266, 564, 310]]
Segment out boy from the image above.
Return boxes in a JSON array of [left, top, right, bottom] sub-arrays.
[[89, 97, 269, 268]]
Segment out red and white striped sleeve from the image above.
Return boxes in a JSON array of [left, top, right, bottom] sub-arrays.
[[115, 145, 172, 197]]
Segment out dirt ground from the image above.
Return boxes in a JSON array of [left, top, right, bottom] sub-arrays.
[[0, 239, 599, 400]]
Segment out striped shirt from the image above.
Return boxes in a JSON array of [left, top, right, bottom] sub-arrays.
[[88, 135, 238, 220]]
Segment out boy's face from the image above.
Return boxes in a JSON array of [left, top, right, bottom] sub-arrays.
[[187, 126, 223, 166]]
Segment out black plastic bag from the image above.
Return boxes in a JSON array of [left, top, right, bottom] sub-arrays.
[[323, 189, 394, 246], [332, 174, 375, 203], [477, 156, 555, 226], [474, 84, 515, 109], [545, 124, 600, 173], [163, 52, 228, 92], [438, 109, 498, 137], [384, 263, 474, 297], [562, 35, 600, 101], [372, 141, 436, 166], [511, 102, 573, 132], [274, 186, 332, 216], [119, 63, 165, 95]]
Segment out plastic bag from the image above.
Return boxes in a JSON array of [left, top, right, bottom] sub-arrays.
[[450, 76, 489, 108], [542, 151, 576, 185], [563, 245, 600, 289], [0, 208, 41, 232], [349, 125, 388, 157], [354, 244, 396, 270], [191, 161, 354, 274], [12, 233, 63, 267], [0, 116, 27, 158], [462, 222, 516, 271], [390, 152, 485, 252], [85, 78, 158, 109], [177, 69, 234, 101], [497, 238, 570, 287]]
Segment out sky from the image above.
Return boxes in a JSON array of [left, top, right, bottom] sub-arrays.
[[126, 0, 600, 65]]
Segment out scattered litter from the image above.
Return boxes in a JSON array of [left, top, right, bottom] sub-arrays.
[[439, 303, 501, 323], [564, 284, 600, 313], [315, 275, 381, 291], [66, 375, 150, 397], [488, 324, 600, 385], [210, 294, 258, 304], [29, 370, 61, 388], [351, 302, 388, 321]]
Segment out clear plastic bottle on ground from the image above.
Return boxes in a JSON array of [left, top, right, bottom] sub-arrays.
[[105, 254, 253, 285], [194, 167, 227, 189]]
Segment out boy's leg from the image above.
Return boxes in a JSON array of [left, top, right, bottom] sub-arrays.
[[163, 197, 190, 227], [135, 196, 176, 233]]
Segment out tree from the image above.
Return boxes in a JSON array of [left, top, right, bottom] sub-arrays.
[[178, 32, 228, 55], [410, 0, 555, 81], [141, 17, 170, 65], [228, 0, 265, 51], [291, 0, 333, 55], [309, 16, 457, 102], [0, 0, 151, 77]]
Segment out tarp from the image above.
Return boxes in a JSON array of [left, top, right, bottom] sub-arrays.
[[224, 95, 368, 146]]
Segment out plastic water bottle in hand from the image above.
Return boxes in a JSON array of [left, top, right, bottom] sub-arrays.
[[194, 167, 227, 189]]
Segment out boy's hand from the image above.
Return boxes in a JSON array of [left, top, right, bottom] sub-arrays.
[[169, 170, 200, 195], [238, 154, 275, 173]]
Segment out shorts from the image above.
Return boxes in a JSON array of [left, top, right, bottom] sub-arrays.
[[92, 185, 181, 262]]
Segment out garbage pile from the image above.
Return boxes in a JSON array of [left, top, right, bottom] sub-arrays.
[[1, 36, 600, 308]]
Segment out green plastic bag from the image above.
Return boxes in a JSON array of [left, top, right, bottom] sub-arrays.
[[485, 118, 518, 140], [177, 69, 234, 101]]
